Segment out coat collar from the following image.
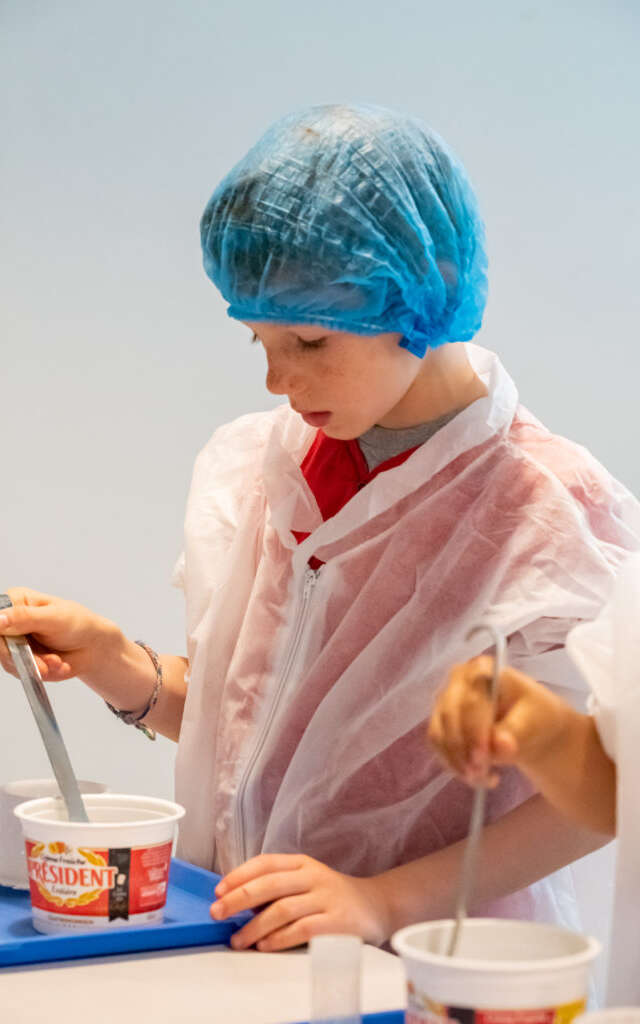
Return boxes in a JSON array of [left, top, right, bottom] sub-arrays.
[[262, 345, 519, 561]]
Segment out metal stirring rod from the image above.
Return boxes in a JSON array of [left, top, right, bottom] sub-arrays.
[[0, 594, 89, 823], [446, 624, 505, 957]]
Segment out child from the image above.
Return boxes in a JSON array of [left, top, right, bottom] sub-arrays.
[[1, 104, 639, 954], [429, 550, 640, 1004]]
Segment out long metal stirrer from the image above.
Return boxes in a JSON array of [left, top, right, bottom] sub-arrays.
[[446, 624, 505, 957], [0, 594, 89, 822]]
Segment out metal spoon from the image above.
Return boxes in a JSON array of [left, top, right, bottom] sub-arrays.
[[446, 624, 505, 957], [0, 593, 89, 822]]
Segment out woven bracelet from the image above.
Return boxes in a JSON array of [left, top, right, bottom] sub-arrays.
[[105, 641, 162, 741]]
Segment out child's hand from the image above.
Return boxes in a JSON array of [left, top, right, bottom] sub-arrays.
[[210, 853, 391, 952], [0, 587, 119, 682], [428, 656, 571, 785]]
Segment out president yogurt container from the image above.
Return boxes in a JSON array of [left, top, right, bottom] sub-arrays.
[[392, 918, 600, 1024], [15, 793, 185, 934]]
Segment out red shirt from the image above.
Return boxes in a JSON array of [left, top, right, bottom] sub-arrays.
[[293, 431, 420, 568]]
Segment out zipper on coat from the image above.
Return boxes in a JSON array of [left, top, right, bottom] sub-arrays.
[[233, 565, 320, 865]]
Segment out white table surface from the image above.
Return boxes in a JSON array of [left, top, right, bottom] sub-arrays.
[[0, 942, 406, 1023]]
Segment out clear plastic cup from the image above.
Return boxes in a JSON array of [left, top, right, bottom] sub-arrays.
[[310, 934, 362, 1024]]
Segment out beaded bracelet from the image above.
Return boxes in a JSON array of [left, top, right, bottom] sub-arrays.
[[105, 641, 162, 741]]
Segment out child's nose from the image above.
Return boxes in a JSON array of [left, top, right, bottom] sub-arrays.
[[265, 357, 302, 396]]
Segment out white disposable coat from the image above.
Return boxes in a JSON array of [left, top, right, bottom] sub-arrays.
[[567, 552, 640, 1005], [173, 345, 640, 928]]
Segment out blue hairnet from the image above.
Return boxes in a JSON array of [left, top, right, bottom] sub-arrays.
[[200, 104, 488, 357]]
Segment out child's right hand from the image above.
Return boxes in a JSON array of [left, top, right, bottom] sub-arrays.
[[0, 587, 120, 683], [428, 656, 572, 787]]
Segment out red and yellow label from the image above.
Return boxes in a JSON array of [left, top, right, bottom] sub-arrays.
[[25, 839, 172, 919], [405, 989, 586, 1024]]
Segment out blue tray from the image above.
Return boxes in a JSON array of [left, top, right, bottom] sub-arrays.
[[0, 857, 249, 967], [357, 1016, 403, 1024], [294, 1014, 403, 1024]]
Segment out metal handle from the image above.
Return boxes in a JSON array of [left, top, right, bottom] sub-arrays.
[[446, 623, 506, 957], [0, 594, 89, 823]]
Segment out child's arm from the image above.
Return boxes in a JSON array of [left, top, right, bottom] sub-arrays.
[[428, 656, 616, 835], [208, 658, 617, 952], [0, 588, 187, 741], [209, 794, 606, 950]]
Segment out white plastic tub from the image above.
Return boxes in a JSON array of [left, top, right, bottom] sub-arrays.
[[391, 919, 600, 1024], [15, 793, 185, 934], [0, 778, 108, 889]]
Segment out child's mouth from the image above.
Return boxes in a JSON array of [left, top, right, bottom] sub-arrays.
[[299, 411, 331, 427]]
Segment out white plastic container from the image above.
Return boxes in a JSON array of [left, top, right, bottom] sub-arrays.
[[15, 793, 185, 934], [391, 919, 600, 1024], [0, 778, 108, 889]]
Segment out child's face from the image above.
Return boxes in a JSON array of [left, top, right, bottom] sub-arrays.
[[245, 322, 421, 439]]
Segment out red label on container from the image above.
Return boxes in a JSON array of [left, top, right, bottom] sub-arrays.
[[406, 994, 586, 1024], [477, 1014, 556, 1024], [25, 839, 172, 919], [129, 842, 173, 914]]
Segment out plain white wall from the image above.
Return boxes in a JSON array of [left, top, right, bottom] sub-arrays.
[[1, 0, 637, 985]]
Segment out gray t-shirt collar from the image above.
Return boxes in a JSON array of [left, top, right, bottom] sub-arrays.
[[357, 408, 461, 472]]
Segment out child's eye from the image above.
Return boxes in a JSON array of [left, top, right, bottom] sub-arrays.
[[298, 337, 327, 351]]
